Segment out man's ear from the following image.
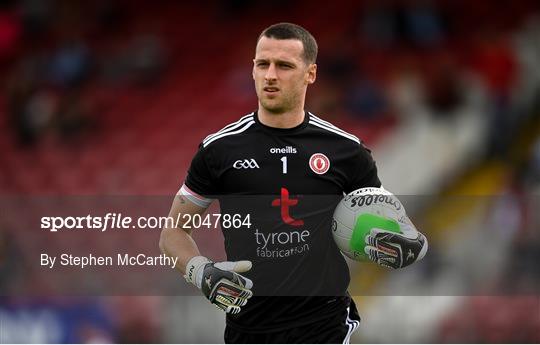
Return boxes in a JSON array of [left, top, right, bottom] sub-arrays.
[[252, 60, 256, 80], [306, 63, 317, 84]]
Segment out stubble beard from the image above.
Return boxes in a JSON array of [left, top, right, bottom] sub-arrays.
[[259, 88, 298, 115], [261, 98, 287, 114]]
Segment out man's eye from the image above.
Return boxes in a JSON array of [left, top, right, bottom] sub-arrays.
[[257, 62, 269, 67]]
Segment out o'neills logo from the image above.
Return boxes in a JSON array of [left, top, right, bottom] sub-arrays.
[[309, 153, 330, 174], [270, 146, 297, 154], [347, 194, 403, 211]]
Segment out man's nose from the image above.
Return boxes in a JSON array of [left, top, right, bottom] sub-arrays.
[[265, 63, 277, 81]]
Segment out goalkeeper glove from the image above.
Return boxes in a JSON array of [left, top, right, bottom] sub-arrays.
[[364, 220, 428, 269], [185, 256, 253, 314]]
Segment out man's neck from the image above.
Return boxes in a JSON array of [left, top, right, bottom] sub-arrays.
[[257, 107, 305, 129]]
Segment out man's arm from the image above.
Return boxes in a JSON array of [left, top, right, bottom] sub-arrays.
[[159, 194, 205, 275], [159, 194, 253, 314]]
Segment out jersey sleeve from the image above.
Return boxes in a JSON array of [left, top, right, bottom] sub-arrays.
[[178, 144, 217, 208], [345, 141, 382, 193]]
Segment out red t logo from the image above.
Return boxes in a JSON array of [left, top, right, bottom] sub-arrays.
[[271, 187, 304, 227]]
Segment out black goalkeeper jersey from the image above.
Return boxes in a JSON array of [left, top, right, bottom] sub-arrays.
[[183, 111, 381, 332]]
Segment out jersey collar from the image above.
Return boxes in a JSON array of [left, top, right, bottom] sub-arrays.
[[254, 110, 310, 135]]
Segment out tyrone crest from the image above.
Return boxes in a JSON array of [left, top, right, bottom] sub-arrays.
[[309, 153, 330, 174]]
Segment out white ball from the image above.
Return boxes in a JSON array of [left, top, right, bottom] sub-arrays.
[[332, 187, 407, 261]]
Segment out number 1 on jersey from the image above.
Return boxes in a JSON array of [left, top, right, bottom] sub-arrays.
[[281, 156, 288, 174]]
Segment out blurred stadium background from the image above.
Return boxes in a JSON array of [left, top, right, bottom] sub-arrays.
[[1, 0, 539, 343]]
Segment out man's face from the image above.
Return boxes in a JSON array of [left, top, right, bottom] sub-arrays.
[[253, 36, 316, 114]]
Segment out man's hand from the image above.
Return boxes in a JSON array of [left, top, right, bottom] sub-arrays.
[[185, 256, 253, 314], [364, 220, 428, 269]]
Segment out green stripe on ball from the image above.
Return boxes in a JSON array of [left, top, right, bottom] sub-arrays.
[[350, 214, 400, 260]]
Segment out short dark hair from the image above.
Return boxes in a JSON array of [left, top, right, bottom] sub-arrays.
[[258, 23, 318, 64]]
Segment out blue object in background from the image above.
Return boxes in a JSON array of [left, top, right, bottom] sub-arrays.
[[0, 298, 115, 343]]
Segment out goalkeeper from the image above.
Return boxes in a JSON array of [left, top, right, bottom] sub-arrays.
[[160, 22, 427, 344]]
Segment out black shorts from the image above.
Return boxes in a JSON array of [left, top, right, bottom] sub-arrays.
[[224, 298, 361, 344]]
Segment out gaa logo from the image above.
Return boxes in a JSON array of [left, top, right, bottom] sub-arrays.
[[309, 153, 330, 174], [233, 159, 260, 169]]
